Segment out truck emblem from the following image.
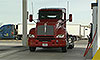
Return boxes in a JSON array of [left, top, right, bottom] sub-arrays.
[[44, 23, 47, 34]]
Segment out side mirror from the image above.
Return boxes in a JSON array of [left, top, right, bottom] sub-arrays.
[[29, 14, 33, 22], [69, 14, 72, 22]]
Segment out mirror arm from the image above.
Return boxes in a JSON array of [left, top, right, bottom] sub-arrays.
[[32, 19, 37, 23], [66, 19, 69, 22]]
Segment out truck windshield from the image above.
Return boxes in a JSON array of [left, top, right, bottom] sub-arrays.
[[39, 11, 62, 19]]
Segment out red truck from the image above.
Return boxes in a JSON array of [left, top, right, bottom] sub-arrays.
[[28, 8, 74, 52]]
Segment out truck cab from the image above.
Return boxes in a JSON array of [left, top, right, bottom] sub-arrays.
[[28, 8, 73, 52], [0, 24, 16, 39]]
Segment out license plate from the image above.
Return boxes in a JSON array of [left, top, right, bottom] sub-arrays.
[[42, 43, 48, 46]]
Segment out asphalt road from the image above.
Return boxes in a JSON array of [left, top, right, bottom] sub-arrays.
[[0, 40, 89, 60]]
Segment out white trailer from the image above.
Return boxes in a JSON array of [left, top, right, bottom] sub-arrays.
[[66, 24, 81, 39], [16, 23, 36, 40], [66, 24, 90, 40]]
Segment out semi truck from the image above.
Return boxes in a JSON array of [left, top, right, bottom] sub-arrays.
[[0, 23, 35, 40], [0, 24, 16, 39], [28, 8, 74, 52]]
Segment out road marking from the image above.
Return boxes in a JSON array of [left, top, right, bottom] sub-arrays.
[[0, 43, 22, 46], [0, 47, 28, 58], [0, 50, 19, 58], [0, 40, 22, 42]]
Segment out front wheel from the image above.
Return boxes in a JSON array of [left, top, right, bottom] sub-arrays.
[[61, 46, 67, 52], [29, 47, 36, 52]]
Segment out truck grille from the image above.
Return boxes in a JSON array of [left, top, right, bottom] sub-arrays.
[[37, 25, 54, 35], [37, 38, 55, 40], [37, 38, 55, 42], [39, 40, 51, 42], [37, 36, 54, 38]]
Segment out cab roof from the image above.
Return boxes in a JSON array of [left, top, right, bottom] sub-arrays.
[[39, 8, 66, 13]]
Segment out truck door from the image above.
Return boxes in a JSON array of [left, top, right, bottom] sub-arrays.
[[2, 25, 11, 38], [0, 25, 9, 38], [0, 25, 16, 39], [11, 25, 16, 38]]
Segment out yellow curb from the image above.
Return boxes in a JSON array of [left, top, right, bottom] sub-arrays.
[[92, 48, 100, 60]]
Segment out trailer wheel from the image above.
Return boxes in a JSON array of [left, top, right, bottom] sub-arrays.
[[62, 46, 67, 52], [29, 47, 36, 52]]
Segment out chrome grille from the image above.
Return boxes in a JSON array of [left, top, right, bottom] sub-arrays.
[[37, 25, 54, 35]]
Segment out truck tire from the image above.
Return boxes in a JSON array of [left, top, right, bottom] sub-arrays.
[[29, 47, 36, 52], [67, 36, 74, 49], [17, 35, 22, 40], [61, 46, 67, 52], [68, 43, 74, 49], [75, 36, 77, 41]]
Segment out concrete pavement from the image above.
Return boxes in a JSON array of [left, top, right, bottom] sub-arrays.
[[0, 40, 89, 60]]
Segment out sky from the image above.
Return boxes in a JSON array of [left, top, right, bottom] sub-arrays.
[[0, 0, 96, 25]]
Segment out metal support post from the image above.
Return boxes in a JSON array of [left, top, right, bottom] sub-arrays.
[[22, 0, 27, 46], [92, 5, 98, 56], [79, 25, 81, 39], [98, 0, 100, 49]]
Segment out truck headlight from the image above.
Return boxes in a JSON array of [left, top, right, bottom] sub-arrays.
[[56, 34, 64, 38], [29, 34, 35, 38]]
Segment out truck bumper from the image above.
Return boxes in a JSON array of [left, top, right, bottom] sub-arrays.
[[28, 38, 66, 47]]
